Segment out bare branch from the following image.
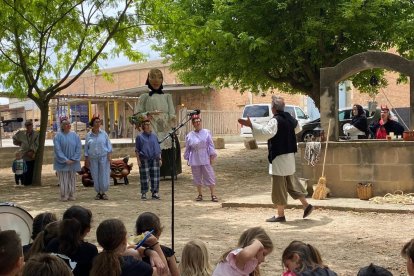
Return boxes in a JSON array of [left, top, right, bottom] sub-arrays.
[[50, 0, 135, 96]]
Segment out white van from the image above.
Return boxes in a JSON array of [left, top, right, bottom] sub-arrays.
[[240, 104, 310, 138]]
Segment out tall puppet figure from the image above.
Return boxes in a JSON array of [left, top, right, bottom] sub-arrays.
[[137, 68, 182, 178]]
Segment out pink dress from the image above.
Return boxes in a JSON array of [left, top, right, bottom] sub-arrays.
[[212, 248, 258, 276]]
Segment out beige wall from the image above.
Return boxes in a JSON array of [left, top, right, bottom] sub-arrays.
[[299, 141, 414, 197]]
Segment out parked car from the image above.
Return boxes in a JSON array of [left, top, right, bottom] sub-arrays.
[[296, 107, 401, 142], [240, 103, 310, 138]]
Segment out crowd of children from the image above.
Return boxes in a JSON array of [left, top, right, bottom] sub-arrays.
[[1, 206, 413, 275]]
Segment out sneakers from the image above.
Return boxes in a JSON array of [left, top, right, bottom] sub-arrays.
[[152, 193, 160, 200], [266, 216, 286, 222], [141, 193, 147, 201], [303, 204, 314, 218]]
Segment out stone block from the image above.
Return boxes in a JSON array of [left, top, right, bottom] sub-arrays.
[[244, 138, 258, 149], [213, 137, 225, 149]]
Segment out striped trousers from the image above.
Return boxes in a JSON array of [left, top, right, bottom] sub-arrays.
[[57, 171, 77, 200]]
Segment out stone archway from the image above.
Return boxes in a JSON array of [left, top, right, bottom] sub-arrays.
[[320, 51, 414, 140]]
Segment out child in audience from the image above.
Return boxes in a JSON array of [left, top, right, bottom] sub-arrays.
[[12, 151, 27, 185], [26, 221, 60, 260], [23, 212, 57, 258], [357, 263, 392, 276], [401, 238, 414, 276], [22, 253, 73, 276], [0, 230, 25, 276], [135, 212, 179, 276], [282, 240, 337, 276], [46, 205, 98, 276], [180, 239, 212, 276], [212, 227, 274, 276], [90, 218, 156, 276]]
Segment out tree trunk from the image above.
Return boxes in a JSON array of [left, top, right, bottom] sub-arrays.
[[32, 103, 50, 186], [309, 84, 321, 110]]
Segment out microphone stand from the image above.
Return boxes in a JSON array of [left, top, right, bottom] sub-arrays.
[[158, 114, 193, 251]]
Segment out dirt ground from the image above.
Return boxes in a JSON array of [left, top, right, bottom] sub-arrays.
[[0, 143, 411, 275]]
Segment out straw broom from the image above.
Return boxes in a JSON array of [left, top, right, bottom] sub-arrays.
[[312, 119, 331, 200]]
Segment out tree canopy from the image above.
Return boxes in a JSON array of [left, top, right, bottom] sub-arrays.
[[143, 0, 414, 107], [0, 0, 145, 185]]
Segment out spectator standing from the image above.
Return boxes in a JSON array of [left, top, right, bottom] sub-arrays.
[[11, 151, 27, 185], [84, 115, 113, 200], [54, 118, 82, 201], [12, 119, 39, 185]]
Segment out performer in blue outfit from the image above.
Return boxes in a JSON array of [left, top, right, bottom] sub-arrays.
[[135, 116, 162, 200], [84, 115, 113, 200], [53, 118, 81, 201]]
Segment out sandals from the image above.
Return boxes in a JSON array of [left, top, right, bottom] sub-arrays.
[[211, 195, 218, 202], [195, 195, 203, 201]]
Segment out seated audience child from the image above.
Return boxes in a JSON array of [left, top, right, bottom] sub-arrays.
[[46, 205, 98, 276], [401, 238, 414, 276], [90, 218, 156, 276], [179, 239, 212, 276], [26, 221, 60, 260], [213, 226, 274, 276], [357, 263, 392, 276], [135, 212, 178, 276], [282, 240, 337, 276], [0, 230, 25, 276], [22, 253, 73, 276], [23, 212, 57, 258]]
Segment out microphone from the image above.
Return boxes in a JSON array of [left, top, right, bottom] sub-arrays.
[[187, 109, 200, 116]]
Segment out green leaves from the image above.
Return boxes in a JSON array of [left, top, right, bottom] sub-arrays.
[[144, 0, 413, 107], [0, 0, 146, 100]]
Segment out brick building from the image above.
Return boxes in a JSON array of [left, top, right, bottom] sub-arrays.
[[2, 58, 410, 137]]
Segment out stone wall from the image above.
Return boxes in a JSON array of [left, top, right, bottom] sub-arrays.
[[299, 141, 414, 198]]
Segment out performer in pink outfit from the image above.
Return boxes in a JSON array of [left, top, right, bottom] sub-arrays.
[[184, 114, 218, 202]]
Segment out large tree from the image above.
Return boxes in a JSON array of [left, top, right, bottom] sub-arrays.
[[0, 0, 145, 185], [143, 0, 413, 107]]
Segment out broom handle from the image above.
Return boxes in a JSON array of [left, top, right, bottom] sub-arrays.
[[321, 119, 331, 177]]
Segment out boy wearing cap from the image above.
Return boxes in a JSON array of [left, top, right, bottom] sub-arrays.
[[135, 117, 162, 200], [12, 119, 39, 185]]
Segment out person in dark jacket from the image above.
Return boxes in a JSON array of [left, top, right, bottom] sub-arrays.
[[371, 105, 404, 139], [343, 104, 368, 139], [282, 240, 337, 276], [238, 96, 313, 223]]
